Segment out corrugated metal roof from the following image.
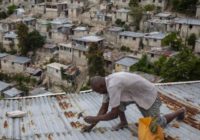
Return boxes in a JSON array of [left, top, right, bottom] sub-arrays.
[[0, 53, 8, 58], [174, 18, 200, 26], [3, 88, 22, 97], [108, 27, 123, 32], [3, 55, 31, 64], [116, 8, 130, 13], [0, 81, 10, 92], [119, 31, 144, 38], [73, 35, 104, 42], [156, 81, 200, 108], [144, 32, 166, 40], [1, 85, 200, 140], [4, 31, 17, 39], [115, 57, 139, 67]]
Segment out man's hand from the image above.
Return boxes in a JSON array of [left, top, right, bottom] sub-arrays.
[[81, 124, 95, 132], [84, 116, 99, 124]]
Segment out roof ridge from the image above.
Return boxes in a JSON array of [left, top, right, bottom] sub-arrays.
[[155, 80, 200, 86]]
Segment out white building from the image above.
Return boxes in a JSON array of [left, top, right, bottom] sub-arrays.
[[118, 31, 144, 51], [195, 39, 200, 54], [174, 18, 200, 38], [143, 32, 166, 49], [73, 26, 89, 37], [46, 62, 69, 82], [196, 5, 200, 19], [0, 53, 9, 68], [2, 32, 19, 52], [105, 26, 124, 45], [114, 8, 131, 23], [1, 55, 31, 73]]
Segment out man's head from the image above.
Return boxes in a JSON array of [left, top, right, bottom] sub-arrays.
[[90, 76, 107, 94]]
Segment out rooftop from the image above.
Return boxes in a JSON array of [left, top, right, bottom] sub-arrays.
[[144, 32, 166, 40], [119, 31, 144, 38], [73, 35, 104, 42], [0, 81, 10, 92], [174, 18, 200, 26], [51, 18, 72, 25], [29, 88, 51, 96], [155, 12, 172, 18], [3, 87, 22, 98], [115, 56, 139, 67], [47, 62, 69, 70], [0, 53, 8, 59], [2, 55, 31, 64], [1, 81, 200, 139], [73, 26, 88, 31], [4, 31, 17, 39], [108, 26, 123, 32], [116, 8, 130, 13]]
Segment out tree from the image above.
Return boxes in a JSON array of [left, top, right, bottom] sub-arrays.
[[161, 32, 183, 51], [17, 23, 29, 55], [130, 55, 154, 74], [87, 43, 105, 77], [26, 30, 45, 52], [160, 48, 200, 82], [129, 6, 143, 31], [187, 33, 196, 50], [129, 0, 139, 7], [153, 56, 167, 75], [7, 4, 17, 15], [144, 4, 156, 12]]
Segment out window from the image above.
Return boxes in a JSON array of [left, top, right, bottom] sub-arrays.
[[189, 24, 193, 29], [153, 0, 155, 3], [124, 36, 127, 39], [151, 53, 154, 58], [153, 39, 157, 42], [119, 36, 122, 39], [132, 37, 136, 40], [12, 62, 14, 65], [159, 0, 162, 3], [56, 69, 59, 73]]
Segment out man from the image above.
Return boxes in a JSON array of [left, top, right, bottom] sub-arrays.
[[82, 72, 185, 132]]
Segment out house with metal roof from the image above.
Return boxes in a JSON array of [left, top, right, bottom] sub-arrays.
[[1, 81, 200, 139], [73, 26, 89, 37], [1, 55, 31, 73], [174, 18, 200, 38], [143, 32, 167, 49], [114, 8, 131, 23], [195, 39, 200, 54], [0, 53, 9, 68], [2, 31, 19, 52], [115, 56, 139, 72], [105, 26, 124, 45], [29, 87, 52, 96], [3, 87, 23, 98], [0, 81, 11, 95], [118, 31, 145, 51]]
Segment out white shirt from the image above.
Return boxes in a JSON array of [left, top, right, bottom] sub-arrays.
[[103, 72, 158, 110]]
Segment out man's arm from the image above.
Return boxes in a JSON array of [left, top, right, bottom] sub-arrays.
[[82, 102, 109, 132]]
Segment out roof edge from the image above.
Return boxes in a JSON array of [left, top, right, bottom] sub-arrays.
[[155, 80, 200, 86]]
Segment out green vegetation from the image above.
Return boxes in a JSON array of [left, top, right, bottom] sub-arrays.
[[120, 46, 132, 52], [143, 4, 156, 12], [0, 72, 37, 95], [129, 6, 143, 31], [17, 23, 45, 55], [87, 43, 105, 77], [130, 48, 200, 82], [171, 0, 198, 15], [161, 32, 183, 51], [7, 4, 17, 15], [115, 19, 125, 27], [129, 0, 139, 7], [187, 33, 197, 50]]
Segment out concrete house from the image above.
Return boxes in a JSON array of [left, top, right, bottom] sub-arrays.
[[139, 0, 168, 11], [2, 31, 19, 52], [73, 26, 89, 37], [67, 5, 83, 20], [118, 31, 144, 51], [174, 18, 200, 38], [0, 81, 11, 96], [3, 87, 23, 98], [58, 43, 73, 63], [105, 26, 124, 44], [50, 18, 72, 29], [195, 39, 200, 54], [196, 4, 200, 19], [22, 17, 36, 30], [113, 0, 129, 8], [1, 55, 31, 73], [36, 19, 51, 37], [114, 8, 131, 23], [51, 24, 74, 43], [47, 62, 69, 82], [34, 1, 68, 18], [0, 53, 9, 68], [115, 56, 139, 72], [143, 32, 166, 49]]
